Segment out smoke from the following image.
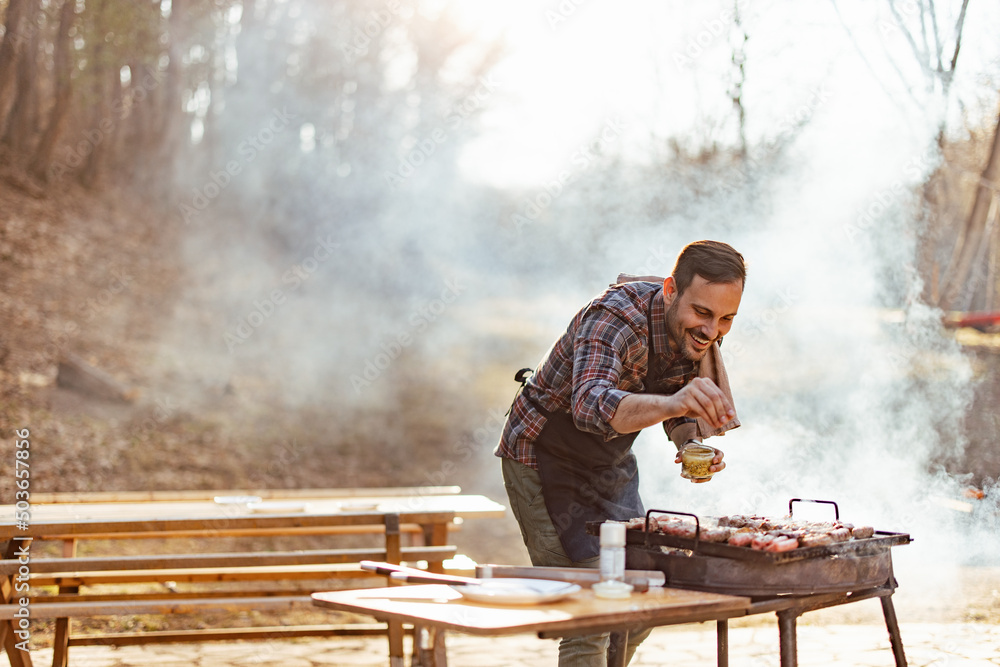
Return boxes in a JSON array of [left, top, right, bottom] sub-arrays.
[[627, 21, 999, 575], [140, 0, 1000, 574]]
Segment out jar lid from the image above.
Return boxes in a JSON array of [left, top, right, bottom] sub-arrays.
[[599, 521, 626, 546]]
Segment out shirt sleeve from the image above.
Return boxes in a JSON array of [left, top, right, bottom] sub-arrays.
[[568, 310, 639, 438], [664, 418, 698, 449]]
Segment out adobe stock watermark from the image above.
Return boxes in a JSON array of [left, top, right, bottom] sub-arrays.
[[735, 440, 814, 517], [48, 70, 165, 182], [126, 396, 179, 440], [341, 0, 402, 64], [545, 0, 589, 30], [877, 0, 924, 38], [383, 74, 501, 189], [2, 12, 42, 52], [507, 117, 628, 235], [43, 267, 135, 360], [246, 439, 305, 488], [720, 286, 798, 366], [713, 84, 832, 196], [631, 246, 674, 280], [673, 0, 751, 71], [842, 146, 938, 244], [180, 107, 298, 224], [223, 232, 338, 352], [350, 278, 467, 393], [424, 407, 508, 487]]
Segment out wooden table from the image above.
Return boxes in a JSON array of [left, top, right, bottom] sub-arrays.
[[312, 583, 753, 667], [1, 489, 506, 667], [0, 491, 506, 543]]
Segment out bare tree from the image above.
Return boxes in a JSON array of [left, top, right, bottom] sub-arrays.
[[0, 0, 32, 136], [30, 0, 77, 181], [1, 0, 40, 155], [938, 107, 1000, 310], [729, 0, 748, 159]]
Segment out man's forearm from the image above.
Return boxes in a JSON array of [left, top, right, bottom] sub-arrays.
[[608, 393, 682, 434]]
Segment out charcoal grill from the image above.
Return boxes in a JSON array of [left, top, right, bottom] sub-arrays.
[[586, 499, 912, 667]]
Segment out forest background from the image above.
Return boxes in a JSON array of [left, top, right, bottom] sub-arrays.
[[1, 0, 1000, 640]]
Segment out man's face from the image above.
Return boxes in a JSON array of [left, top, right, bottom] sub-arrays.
[[663, 274, 742, 362]]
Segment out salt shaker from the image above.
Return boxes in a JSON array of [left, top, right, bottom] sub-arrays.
[[593, 521, 633, 599]]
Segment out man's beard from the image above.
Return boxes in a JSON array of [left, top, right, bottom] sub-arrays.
[[664, 301, 713, 362]]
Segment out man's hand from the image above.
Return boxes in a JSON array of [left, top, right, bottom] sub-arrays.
[[674, 446, 726, 483], [666, 377, 735, 429], [609, 377, 736, 435]]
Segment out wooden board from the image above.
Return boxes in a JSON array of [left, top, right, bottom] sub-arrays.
[[0, 545, 457, 576], [0, 596, 317, 620], [0, 495, 505, 540], [29, 487, 463, 504], [311, 584, 751, 637]]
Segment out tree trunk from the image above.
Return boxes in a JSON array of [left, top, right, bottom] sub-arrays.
[[105, 65, 125, 175], [121, 0, 165, 184], [1, 0, 39, 155], [939, 107, 1000, 310], [79, 0, 109, 189], [0, 0, 31, 134], [30, 0, 77, 182], [153, 0, 187, 196], [128, 62, 160, 184]]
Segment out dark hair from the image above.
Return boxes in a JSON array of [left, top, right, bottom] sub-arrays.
[[672, 240, 746, 293]]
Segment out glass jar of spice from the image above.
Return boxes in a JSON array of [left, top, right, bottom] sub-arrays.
[[680, 441, 716, 480]]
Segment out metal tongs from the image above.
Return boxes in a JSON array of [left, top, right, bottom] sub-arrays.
[[360, 561, 481, 585], [360, 561, 664, 592]]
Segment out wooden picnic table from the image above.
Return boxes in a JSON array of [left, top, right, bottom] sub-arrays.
[[1, 488, 506, 667], [0, 489, 505, 541], [312, 583, 753, 667], [313, 576, 908, 667]]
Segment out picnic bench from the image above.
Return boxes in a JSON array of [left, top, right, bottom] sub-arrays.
[[0, 487, 506, 667]]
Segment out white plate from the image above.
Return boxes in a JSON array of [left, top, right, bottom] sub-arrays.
[[246, 501, 310, 513], [213, 495, 262, 505], [337, 501, 381, 511], [449, 578, 581, 605]]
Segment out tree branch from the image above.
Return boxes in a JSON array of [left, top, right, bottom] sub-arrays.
[[888, 0, 931, 80]]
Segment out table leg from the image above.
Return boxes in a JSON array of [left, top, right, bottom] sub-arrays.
[[50, 541, 76, 667], [412, 625, 430, 667], [2, 630, 31, 667], [424, 524, 449, 575], [387, 618, 405, 667], [880, 595, 907, 667], [717, 619, 729, 667], [607, 630, 629, 667], [429, 628, 447, 667], [50, 590, 76, 667], [383, 515, 405, 667], [777, 610, 798, 667]]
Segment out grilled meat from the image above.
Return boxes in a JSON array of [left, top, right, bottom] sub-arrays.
[[631, 513, 879, 552]]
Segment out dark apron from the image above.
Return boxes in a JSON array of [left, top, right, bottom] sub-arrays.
[[534, 289, 684, 562]]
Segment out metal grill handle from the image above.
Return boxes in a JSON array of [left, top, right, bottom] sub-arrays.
[[645, 509, 701, 552], [788, 498, 839, 520]]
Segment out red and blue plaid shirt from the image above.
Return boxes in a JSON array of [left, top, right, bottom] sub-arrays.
[[495, 281, 697, 469]]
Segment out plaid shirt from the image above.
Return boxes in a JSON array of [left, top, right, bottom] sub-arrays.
[[495, 281, 698, 469]]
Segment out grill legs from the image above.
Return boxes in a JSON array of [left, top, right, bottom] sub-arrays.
[[717, 619, 729, 667], [777, 610, 798, 667], [881, 595, 907, 667], [771, 591, 906, 667]]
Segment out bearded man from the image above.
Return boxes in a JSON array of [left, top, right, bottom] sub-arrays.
[[494, 239, 746, 667]]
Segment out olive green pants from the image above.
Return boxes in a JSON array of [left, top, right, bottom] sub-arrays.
[[501, 457, 652, 666]]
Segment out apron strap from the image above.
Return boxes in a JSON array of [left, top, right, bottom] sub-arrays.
[[505, 367, 535, 416]]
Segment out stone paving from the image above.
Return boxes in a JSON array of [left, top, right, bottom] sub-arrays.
[[23, 622, 1000, 666]]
